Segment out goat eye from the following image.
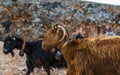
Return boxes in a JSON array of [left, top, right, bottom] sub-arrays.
[[51, 30, 56, 33], [48, 33, 51, 35]]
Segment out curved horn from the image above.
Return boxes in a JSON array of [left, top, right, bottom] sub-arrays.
[[58, 25, 67, 42]]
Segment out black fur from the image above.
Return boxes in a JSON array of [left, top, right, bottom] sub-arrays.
[[3, 35, 67, 75]]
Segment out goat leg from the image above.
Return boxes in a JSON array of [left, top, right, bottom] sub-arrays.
[[44, 62, 50, 75], [26, 66, 34, 75], [26, 61, 35, 75]]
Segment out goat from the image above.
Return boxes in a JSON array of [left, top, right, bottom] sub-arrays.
[[3, 34, 66, 75], [42, 24, 120, 75]]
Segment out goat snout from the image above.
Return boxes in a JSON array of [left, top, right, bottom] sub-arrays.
[[3, 49, 9, 54]]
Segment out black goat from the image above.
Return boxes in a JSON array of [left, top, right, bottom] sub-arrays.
[[3, 34, 66, 75]]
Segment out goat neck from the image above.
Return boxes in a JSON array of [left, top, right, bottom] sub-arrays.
[[57, 36, 69, 50]]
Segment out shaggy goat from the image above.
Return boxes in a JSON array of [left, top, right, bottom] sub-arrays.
[[42, 24, 120, 75]]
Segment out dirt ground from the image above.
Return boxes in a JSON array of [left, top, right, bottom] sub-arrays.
[[0, 41, 66, 75]]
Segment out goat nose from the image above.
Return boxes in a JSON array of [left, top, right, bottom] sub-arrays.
[[3, 49, 8, 54]]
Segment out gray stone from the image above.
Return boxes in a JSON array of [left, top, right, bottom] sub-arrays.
[[18, 66, 26, 71]]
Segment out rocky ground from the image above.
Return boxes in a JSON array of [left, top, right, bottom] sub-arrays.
[[0, 1, 120, 41], [0, 42, 66, 75]]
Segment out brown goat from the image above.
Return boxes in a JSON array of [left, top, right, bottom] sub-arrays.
[[42, 24, 120, 75]]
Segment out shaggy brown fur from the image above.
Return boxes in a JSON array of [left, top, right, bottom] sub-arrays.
[[42, 24, 120, 75]]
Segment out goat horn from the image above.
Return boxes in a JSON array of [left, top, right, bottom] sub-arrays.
[[58, 25, 67, 42]]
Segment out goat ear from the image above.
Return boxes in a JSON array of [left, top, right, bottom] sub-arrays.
[[53, 24, 58, 30], [12, 36, 16, 40]]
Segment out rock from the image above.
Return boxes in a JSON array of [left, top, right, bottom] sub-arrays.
[[18, 66, 26, 71], [32, 18, 41, 23], [105, 31, 116, 36]]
